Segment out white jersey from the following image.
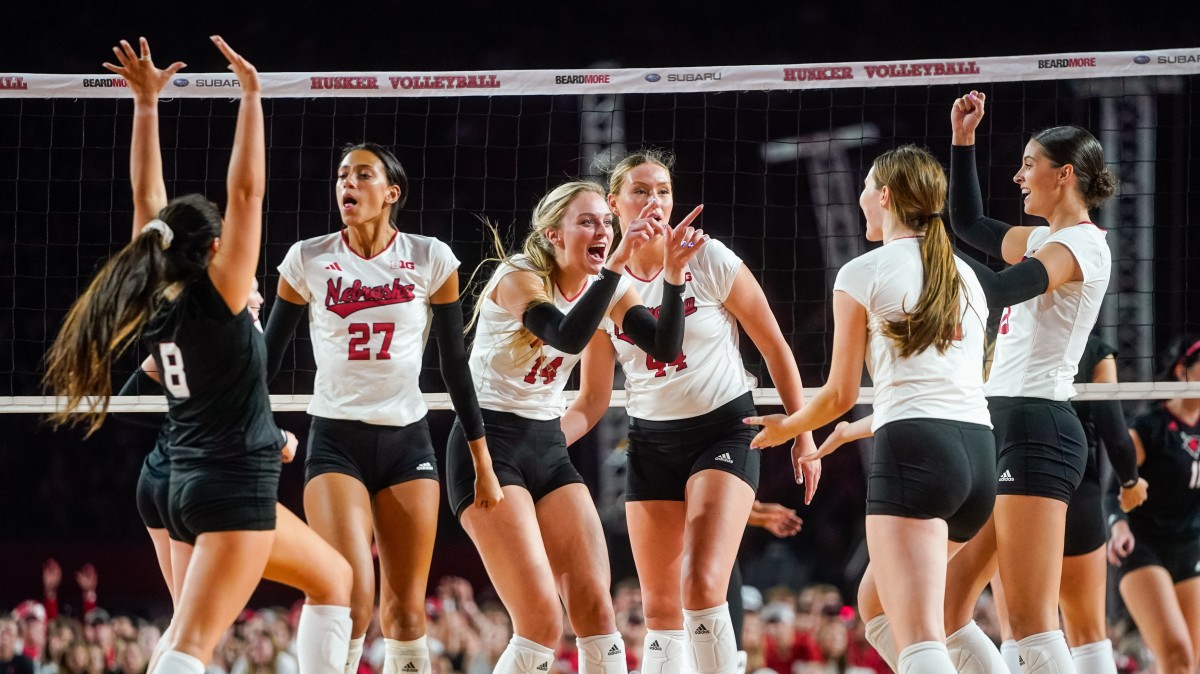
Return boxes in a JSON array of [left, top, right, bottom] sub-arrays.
[[986, 223, 1111, 400], [834, 238, 991, 431], [471, 257, 631, 420], [604, 240, 756, 420], [278, 230, 460, 426]]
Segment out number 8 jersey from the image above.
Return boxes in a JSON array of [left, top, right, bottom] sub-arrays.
[[278, 230, 460, 426]]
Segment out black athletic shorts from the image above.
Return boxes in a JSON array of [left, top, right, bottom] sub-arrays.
[[168, 445, 281, 545], [446, 409, 584, 518], [867, 417, 996, 543], [135, 439, 186, 541], [625, 392, 760, 502], [305, 415, 439, 493], [1063, 464, 1106, 556], [989, 397, 1088, 503], [1116, 529, 1200, 584]]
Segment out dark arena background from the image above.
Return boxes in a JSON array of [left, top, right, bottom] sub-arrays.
[[1, 4, 1198, 674]]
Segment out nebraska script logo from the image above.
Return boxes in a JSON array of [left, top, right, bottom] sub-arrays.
[[325, 278, 416, 318], [614, 297, 698, 344]]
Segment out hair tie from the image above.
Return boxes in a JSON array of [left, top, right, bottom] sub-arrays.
[[142, 219, 174, 249]]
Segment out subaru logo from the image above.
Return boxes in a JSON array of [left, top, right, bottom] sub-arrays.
[[173, 78, 189, 87], [1133, 55, 1151, 64], [645, 73, 661, 82]]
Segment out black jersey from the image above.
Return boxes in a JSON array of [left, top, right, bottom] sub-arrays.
[[1071, 336, 1117, 483], [1129, 404, 1200, 538], [142, 274, 281, 465]]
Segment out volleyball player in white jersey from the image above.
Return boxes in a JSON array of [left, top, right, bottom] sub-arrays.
[[267, 142, 501, 674], [940, 91, 1116, 674], [446, 180, 703, 674], [558, 149, 818, 674], [745, 145, 993, 674]]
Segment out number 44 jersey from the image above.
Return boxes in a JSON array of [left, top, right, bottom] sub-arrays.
[[278, 230, 460, 426]]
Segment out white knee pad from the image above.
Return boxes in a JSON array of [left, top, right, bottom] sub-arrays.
[[297, 604, 353, 674], [863, 615, 898, 672], [735, 651, 746, 674], [1069, 640, 1116, 674], [384, 636, 431, 674], [683, 604, 737, 674], [577, 633, 628, 674], [155, 650, 206, 674], [897, 641, 957, 674], [945, 620, 1009, 674], [1016, 631, 1076, 674], [641, 630, 686, 674], [1000, 640, 1020, 674], [494, 635, 555, 674], [345, 636, 365, 674]]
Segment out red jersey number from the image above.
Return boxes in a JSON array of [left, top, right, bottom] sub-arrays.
[[646, 352, 688, 377], [348, 322, 395, 360], [523, 356, 565, 385]]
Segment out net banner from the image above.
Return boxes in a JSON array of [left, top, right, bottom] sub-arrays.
[[3, 48, 1199, 99]]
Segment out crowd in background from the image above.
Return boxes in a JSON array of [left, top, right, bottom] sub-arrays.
[[0, 559, 1162, 674]]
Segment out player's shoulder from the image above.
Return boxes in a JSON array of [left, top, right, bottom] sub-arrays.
[[293, 230, 344, 253]]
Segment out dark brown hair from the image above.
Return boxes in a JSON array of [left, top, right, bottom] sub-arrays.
[[1031, 126, 1118, 209]]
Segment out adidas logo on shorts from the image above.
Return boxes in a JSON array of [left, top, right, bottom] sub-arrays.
[[1018, 655, 1025, 667], [401, 664, 417, 673], [648, 641, 662, 652], [537, 663, 549, 671], [417, 462, 434, 471], [694, 624, 710, 635], [715, 453, 733, 464], [607, 645, 622, 656], [999, 469, 1015, 482]]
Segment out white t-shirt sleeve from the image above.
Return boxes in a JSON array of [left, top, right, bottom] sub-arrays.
[[1045, 226, 1108, 284], [832, 254, 874, 309], [427, 238, 462, 298], [277, 241, 312, 303], [692, 239, 743, 302]]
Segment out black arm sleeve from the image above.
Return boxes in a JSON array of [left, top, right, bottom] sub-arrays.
[[432, 301, 486, 441], [956, 251, 1049, 309], [950, 145, 1015, 259], [522, 268, 623, 354], [112, 370, 165, 428], [1092, 398, 1139, 487], [262, 298, 307, 383], [617, 280, 685, 363]]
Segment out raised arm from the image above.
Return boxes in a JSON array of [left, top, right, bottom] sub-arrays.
[[101, 37, 185, 236], [207, 36, 264, 314]]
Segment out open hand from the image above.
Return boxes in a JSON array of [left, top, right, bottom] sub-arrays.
[[101, 37, 186, 102]]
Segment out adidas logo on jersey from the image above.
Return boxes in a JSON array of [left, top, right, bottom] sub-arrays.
[[536, 663, 549, 671], [607, 645, 622, 656], [401, 664, 417, 673], [999, 470, 1015, 482], [417, 462, 434, 471], [694, 624, 710, 635], [715, 453, 733, 464], [325, 262, 343, 271], [648, 641, 662, 652]]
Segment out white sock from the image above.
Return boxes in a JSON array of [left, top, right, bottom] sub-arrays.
[[641, 630, 686, 674], [735, 651, 746, 674], [297, 605, 352, 674], [148, 622, 175, 674], [863, 615, 898, 672], [1016, 631, 1076, 674], [494, 635, 554, 674], [1069, 640, 1116, 674], [945, 620, 1008, 674], [1000, 640, 1020, 674], [156, 650, 206, 674], [345, 637, 365, 674], [577, 633, 627, 674], [384, 637, 431, 674], [683, 604, 737, 674], [898, 641, 957, 674]]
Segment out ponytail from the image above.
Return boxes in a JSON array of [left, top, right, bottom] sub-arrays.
[[881, 214, 965, 357]]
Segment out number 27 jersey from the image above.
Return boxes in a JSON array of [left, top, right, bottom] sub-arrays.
[[278, 230, 459, 426]]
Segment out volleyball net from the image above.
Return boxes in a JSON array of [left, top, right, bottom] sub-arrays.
[[2, 48, 1199, 412]]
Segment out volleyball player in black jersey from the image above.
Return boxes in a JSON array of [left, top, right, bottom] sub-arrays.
[[1107, 336, 1200, 674], [45, 37, 350, 674]]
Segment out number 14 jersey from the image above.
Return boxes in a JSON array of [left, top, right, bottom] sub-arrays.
[[278, 230, 459, 426]]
